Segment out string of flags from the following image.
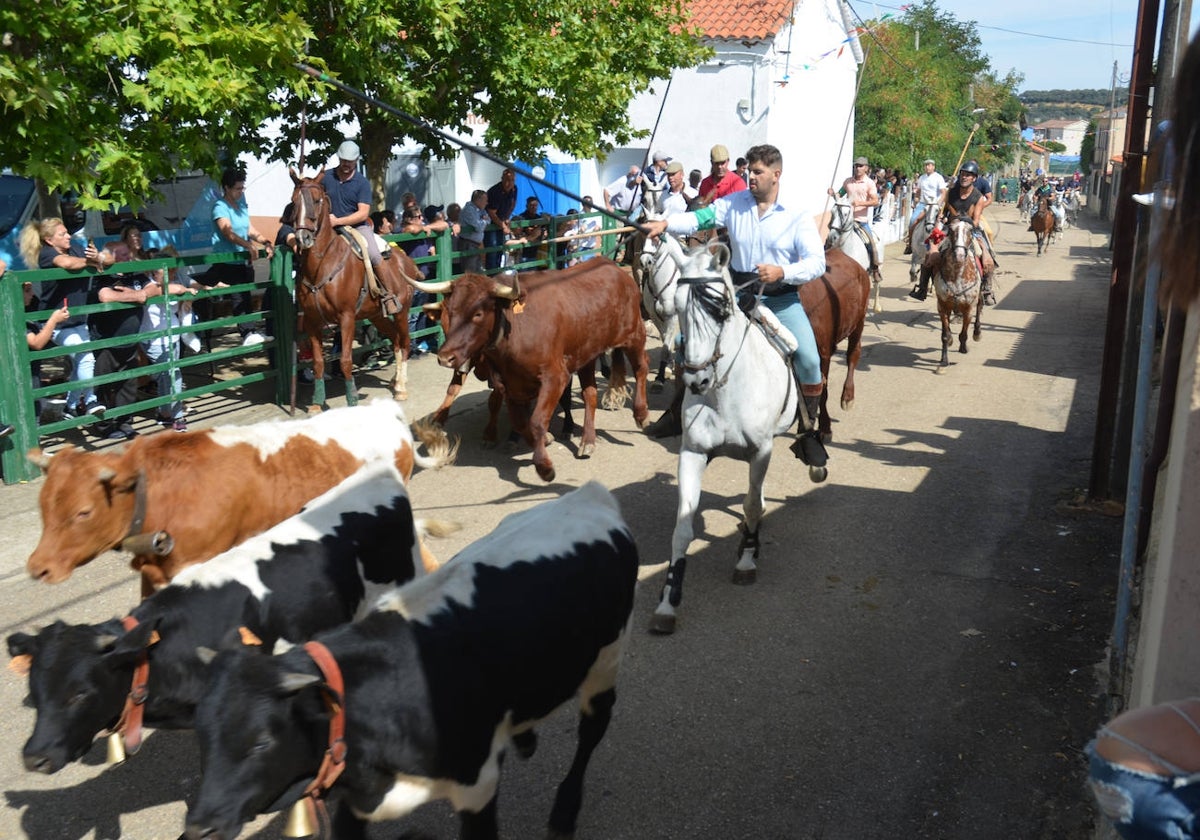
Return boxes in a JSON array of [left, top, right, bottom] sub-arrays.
[[777, 9, 904, 85]]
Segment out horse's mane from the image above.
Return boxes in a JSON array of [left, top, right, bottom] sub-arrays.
[[682, 275, 732, 322]]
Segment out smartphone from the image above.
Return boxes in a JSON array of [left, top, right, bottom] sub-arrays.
[[62, 297, 68, 308]]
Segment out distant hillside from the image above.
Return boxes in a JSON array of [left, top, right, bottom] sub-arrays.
[[1020, 88, 1128, 125]]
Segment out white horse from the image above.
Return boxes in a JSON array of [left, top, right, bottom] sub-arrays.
[[636, 189, 681, 391], [826, 196, 882, 313], [907, 203, 941, 289], [648, 238, 800, 635]]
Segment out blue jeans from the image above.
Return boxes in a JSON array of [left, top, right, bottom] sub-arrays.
[[1087, 740, 1200, 840], [51, 323, 97, 409], [761, 294, 821, 386], [484, 228, 505, 271]]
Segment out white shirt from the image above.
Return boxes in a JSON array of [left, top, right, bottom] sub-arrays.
[[605, 174, 643, 215], [661, 187, 695, 216], [665, 190, 825, 285], [916, 171, 948, 205]]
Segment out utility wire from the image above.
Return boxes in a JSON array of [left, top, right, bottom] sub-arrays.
[[867, 1, 1134, 48]]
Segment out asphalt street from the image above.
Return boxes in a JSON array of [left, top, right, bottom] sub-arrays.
[[0, 201, 1122, 839]]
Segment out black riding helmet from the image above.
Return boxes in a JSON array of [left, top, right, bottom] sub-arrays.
[[959, 161, 980, 176]]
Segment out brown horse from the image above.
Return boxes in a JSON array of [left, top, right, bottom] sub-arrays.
[[289, 169, 416, 411], [930, 219, 983, 371], [805, 249, 871, 441], [1030, 195, 1056, 256]]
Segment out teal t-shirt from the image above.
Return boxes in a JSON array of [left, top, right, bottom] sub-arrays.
[[211, 197, 250, 253]]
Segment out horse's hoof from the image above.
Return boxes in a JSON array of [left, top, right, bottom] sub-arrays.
[[935, 366, 948, 375], [578, 442, 595, 459], [731, 568, 757, 586], [650, 381, 664, 394], [820, 431, 832, 444], [809, 466, 828, 484], [648, 613, 676, 635], [535, 464, 556, 482], [872, 301, 882, 314], [307, 405, 324, 415], [394, 390, 408, 401], [840, 397, 853, 411]]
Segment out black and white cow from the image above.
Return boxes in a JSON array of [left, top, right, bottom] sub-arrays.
[[6, 462, 429, 775], [184, 480, 639, 840]]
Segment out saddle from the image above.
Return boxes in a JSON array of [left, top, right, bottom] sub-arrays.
[[336, 226, 402, 315], [851, 222, 881, 275]]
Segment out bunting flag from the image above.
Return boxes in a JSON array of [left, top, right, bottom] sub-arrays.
[[779, 10, 902, 83]]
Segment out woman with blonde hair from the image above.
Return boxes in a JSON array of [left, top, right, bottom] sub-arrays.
[[18, 218, 111, 417]]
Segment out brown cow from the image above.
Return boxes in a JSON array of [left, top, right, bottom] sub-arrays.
[[27, 400, 455, 596], [408, 260, 649, 481]]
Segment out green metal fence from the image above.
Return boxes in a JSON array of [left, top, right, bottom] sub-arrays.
[[0, 211, 621, 484]]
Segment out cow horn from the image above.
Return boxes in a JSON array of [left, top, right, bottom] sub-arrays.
[[27, 449, 51, 472], [491, 274, 520, 301], [401, 271, 452, 295], [97, 467, 117, 485]]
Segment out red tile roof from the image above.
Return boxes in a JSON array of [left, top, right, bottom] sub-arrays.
[[688, 0, 795, 42]]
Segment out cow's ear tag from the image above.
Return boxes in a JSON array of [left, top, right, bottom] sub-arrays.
[[148, 630, 161, 645], [8, 655, 32, 676], [239, 627, 263, 646], [512, 300, 525, 314]]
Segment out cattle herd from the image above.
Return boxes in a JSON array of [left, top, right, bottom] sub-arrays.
[[7, 249, 861, 838], [8, 395, 642, 839]]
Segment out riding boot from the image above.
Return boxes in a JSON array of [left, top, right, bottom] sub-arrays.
[[903, 235, 913, 256], [908, 270, 931, 302], [645, 385, 684, 438], [981, 273, 996, 306], [789, 392, 828, 473]]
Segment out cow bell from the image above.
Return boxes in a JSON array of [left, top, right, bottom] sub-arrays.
[[106, 732, 126, 765], [282, 799, 315, 838]]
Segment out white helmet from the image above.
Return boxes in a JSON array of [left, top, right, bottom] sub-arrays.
[[337, 140, 361, 161]]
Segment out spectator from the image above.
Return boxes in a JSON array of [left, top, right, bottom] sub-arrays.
[[458, 189, 489, 274], [604, 166, 645, 220], [371, 209, 396, 235], [276, 202, 299, 254], [399, 207, 436, 354], [662, 161, 697, 215], [134, 238, 199, 432], [515, 196, 548, 263], [688, 169, 702, 192], [399, 192, 419, 214], [421, 204, 457, 237], [697, 144, 748, 205], [446, 203, 461, 225], [485, 168, 518, 271], [90, 230, 163, 439], [735, 157, 749, 186], [643, 150, 672, 192], [572, 196, 601, 264], [556, 210, 577, 264], [23, 276, 71, 423], [18, 218, 111, 418], [197, 165, 274, 346]]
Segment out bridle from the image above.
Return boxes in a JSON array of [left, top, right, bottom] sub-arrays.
[[677, 273, 754, 390]]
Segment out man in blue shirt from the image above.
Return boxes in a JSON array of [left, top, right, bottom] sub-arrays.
[[642, 143, 830, 473], [321, 140, 389, 274]]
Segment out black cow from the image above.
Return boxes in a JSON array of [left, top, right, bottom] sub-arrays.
[[184, 480, 639, 840], [7, 462, 429, 774]]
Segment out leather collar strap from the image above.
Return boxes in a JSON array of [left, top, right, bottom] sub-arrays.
[[112, 615, 151, 755], [303, 641, 348, 797], [126, 470, 149, 539]]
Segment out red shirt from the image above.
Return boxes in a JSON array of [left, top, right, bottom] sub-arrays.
[[697, 171, 747, 205]]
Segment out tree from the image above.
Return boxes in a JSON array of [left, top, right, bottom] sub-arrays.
[[0, 0, 708, 211], [1079, 119, 1097, 176], [850, 0, 1022, 176], [0, 0, 313, 211]]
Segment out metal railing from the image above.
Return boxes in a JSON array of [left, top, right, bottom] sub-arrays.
[[0, 211, 621, 483]]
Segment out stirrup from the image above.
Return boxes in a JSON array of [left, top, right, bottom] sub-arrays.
[[380, 294, 401, 316], [790, 429, 827, 467]]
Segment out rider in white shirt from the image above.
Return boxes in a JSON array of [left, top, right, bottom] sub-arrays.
[[904, 159, 948, 254]]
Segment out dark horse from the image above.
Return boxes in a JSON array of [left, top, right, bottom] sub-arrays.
[[806, 248, 871, 441], [930, 219, 983, 370], [1030, 195, 1056, 256], [289, 170, 416, 411]]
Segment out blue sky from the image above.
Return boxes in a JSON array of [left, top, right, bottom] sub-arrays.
[[861, 1, 1145, 92]]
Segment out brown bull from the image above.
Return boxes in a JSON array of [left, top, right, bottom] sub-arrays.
[[408, 260, 649, 481]]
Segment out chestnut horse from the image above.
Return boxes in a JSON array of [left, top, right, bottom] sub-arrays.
[[1030, 196, 1056, 256], [804, 249, 872, 441], [289, 170, 416, 411], [932, 219, 983, 370]]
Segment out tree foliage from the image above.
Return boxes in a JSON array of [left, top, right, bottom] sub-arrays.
[[1079, 119, 1097, 177], [851, 0, 1023, 176], [0, 0, 708, 210]]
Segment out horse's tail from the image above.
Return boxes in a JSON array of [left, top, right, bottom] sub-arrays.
[[601, 349, 631, 411]]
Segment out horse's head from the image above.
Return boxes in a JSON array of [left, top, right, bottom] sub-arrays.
[[921, 202, 940, 232], [673, 242, 735, 395], [641, 185, 665, 216], [825, 197, 854, 248], [639, 220, 682, 319], [288, 168, 329, 251], [942, 219, 978, 271]]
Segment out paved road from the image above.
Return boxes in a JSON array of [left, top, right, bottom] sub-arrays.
[[0, 202, 1121, 839]]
